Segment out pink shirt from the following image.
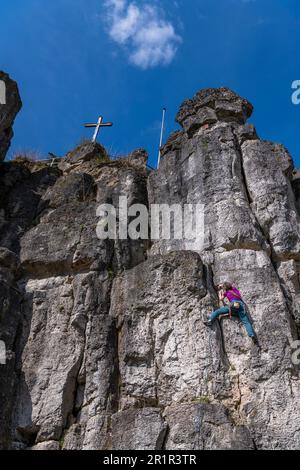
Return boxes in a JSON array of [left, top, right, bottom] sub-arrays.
[[224, 287, 242, 302]]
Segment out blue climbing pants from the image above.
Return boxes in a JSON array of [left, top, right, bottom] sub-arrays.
[[209, 301, 255, 337]]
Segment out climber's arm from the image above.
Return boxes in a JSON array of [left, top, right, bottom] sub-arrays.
[[218, 289, 225, 306]]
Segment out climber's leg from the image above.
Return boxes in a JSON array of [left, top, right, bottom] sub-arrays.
[[238, 305, 255, 337], [204, 306, 230, 325]]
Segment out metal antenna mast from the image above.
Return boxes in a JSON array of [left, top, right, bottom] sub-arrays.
[[157, 108, 166, 169]]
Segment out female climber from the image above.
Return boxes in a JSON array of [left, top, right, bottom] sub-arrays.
[[204, 282, 257, 343]]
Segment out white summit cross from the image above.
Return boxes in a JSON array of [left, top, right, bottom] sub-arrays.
[[84, 116, 113, 143]]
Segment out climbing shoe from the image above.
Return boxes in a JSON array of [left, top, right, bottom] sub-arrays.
[[250, 336, 258, 345], [203, 319, 213, 327]]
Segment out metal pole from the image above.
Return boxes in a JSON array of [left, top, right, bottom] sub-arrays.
[[157, 108, 166, 169]]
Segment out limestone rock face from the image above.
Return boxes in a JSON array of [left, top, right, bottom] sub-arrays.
[[164, 403, 254, 450], [1, 86, 300, 450], [0, 71, 22, 161], [111, 408, 167, 450], [176, 87, 253, 137], [292, 169, 300, 215], [0, 248, 20, 449]]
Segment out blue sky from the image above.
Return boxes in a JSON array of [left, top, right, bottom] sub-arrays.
[[1, 0, 300, 168]]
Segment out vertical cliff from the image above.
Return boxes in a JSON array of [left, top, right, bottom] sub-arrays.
[[0, 83, 300, 450], [0, 71, 22, 162]]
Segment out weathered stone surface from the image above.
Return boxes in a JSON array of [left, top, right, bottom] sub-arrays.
[[0, 249, 21, 449], [40, 172, 95, 209], [164, 403, 254, 450], [12, 271, 116, 450], [277, 259, 300, 329], [29, 440, 60, 451], [0, 162, 60, 254], [147, 87, 300, 449], [111, 408, 167, 450], [0, 71, 22, 161], [13, 275, 86, 444], [176, 87, 253, 137], [149, 123, 268, 256], [20, 163, 148, 275], [212, 249, 300, 449], [1, 85, 300, 451], [127, 148, 148, 170], [160, 130, 186, 158], [241, 140, 300, 260], [110, 252, 231, 408], [292, 169, 300, 215], [59, 142, 109, 172], [0, 148, 149, 450], [20, 201, 108, 275], [62, 273, 118, 451]]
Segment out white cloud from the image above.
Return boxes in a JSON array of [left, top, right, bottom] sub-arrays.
[[104, 0, 182, 69]]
